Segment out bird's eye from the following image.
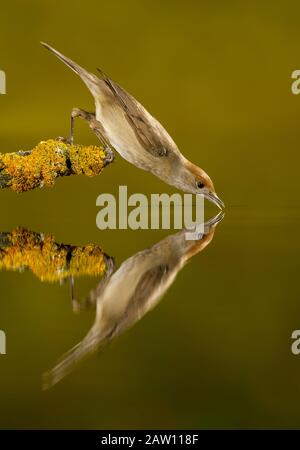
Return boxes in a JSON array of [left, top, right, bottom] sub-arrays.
[[197, 181, 205, 189]]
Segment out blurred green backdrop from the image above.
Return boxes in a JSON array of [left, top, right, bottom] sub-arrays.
[[0, 0, 300, 429]]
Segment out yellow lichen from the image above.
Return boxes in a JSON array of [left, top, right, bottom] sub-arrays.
[[0, 227, 107, 282], [0, 139, 106, 193], [68, 145, 106, 176]]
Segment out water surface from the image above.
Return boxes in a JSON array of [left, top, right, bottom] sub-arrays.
[[0, 206, 299, 429]]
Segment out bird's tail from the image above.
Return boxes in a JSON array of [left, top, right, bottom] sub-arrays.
[[41, 42, 99, 95], [42, 327, 109, 390]]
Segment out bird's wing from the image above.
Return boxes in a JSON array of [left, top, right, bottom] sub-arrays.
[[97, 68, 177, 157], [119, 263, 171, 327]]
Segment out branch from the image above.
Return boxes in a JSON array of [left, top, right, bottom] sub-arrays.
[[0, 139, 113, 192], [0, 227, 113, 282]]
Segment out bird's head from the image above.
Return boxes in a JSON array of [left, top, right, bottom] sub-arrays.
[[180, 160, 225, 210]]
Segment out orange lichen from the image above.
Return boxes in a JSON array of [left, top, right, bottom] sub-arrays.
[[0, 139, 106, 192], [0, 227, 107, 282], [68, 144, 105, 177]]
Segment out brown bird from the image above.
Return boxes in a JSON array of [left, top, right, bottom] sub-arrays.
[[42, 211, 224, 389], [41, 43, 224, 209]]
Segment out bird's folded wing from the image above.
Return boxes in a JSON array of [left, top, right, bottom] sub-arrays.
[[97, 69, 172, 157], [123, 264, 170, 321]]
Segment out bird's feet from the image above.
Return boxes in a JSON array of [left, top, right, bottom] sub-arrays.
[[103, 146, 115, 166], [55, 136, 73, 145]]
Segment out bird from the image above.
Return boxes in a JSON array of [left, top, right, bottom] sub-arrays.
[[41, 43, 224, 210], [42, 211, 224, 389]]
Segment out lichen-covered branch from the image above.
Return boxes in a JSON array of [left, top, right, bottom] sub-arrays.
[[0, 139, 113, 193], [0, 227, 112, 282]]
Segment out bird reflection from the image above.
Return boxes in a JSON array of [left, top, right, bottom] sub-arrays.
[[43, 212, 224, 389]]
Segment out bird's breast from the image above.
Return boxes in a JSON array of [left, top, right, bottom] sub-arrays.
[[96, 103, 144, 161], [95, 101, 172, 176]]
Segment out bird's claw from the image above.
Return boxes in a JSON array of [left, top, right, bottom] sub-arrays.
[[55, 136, 72, 145], [103, 147, 115, 166]]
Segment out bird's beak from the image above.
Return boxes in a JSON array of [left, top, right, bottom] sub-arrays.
[[204, 191, 225, 210], [204, 210, 225, 230]]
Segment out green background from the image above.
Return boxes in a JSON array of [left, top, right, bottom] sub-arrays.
[[0, 0, 300, 428]]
